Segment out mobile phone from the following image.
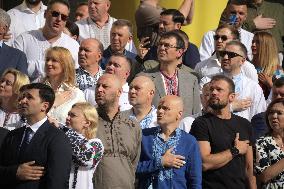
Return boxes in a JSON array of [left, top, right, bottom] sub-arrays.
[[229, 14, 237, 25]]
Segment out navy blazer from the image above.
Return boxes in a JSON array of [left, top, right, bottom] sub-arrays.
[[0, 43, 28, 76], [0, 120, 72, 189]]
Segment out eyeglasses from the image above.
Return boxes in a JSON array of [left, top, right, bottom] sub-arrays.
[[213, 35, 228, 41], [50, 11, 68, 22], [158, 42, 180, 50], [219, 50, 244, 59]]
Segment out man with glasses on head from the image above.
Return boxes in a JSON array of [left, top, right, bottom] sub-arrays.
[[13, 0, 79, 82], [220, 40, 266, 121], [195, 24, 258, 87], [140, 31, 201, 117], [199, 0, 254, 61]]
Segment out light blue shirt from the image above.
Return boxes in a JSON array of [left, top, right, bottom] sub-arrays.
[[0, 40, 3, 48]]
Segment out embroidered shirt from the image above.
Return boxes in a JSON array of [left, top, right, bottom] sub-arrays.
[[160, 70, 179, 96], [76, 66, 104, 91], [129, 106, 157, 129]]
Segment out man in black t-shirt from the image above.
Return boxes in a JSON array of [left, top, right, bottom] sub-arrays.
[[190, 75, 256, 189]]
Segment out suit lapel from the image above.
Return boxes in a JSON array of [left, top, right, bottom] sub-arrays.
[[178, 69, 193, 96], [20, 121, 50, 159], [152, 71, 166, 97]]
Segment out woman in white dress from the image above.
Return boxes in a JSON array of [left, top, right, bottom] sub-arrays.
[[64, 102, 104, 189], [42, 47, 85, 123], [0, 68, 29, 130]]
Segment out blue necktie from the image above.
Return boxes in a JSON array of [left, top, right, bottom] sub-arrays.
[[19, 127, 33, 156]]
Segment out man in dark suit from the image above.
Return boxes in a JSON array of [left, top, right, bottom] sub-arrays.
[[0, 83, 72, 189], [0, 8, 28, 76], [141, 31, 201, 117]]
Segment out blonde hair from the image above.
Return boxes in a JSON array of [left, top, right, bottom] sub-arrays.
[[44, 47, 76, 86], [2, 68, 30, 95], [72, 102, 99, 139], [253, 31, 280, 76]]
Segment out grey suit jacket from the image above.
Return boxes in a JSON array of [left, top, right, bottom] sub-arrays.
[[141, 66, 201, 117]]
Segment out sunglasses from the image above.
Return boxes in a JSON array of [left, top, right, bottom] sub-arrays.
[[51, 11, 68, 22], [213, 35, 228, 41], [219, 51, 244, 59]]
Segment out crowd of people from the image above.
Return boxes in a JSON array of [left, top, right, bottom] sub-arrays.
[[0, 0, 283, 188]]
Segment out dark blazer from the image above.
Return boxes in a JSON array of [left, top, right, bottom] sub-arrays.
[[141, 66, 201, 117], [0, 43, 28, 76], [0, 120, 72, 189], [0, 127, 8, 147]]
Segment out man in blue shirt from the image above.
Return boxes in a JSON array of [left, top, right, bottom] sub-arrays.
[[136, 95, 202, 189]]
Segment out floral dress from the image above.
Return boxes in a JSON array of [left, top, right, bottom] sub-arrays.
[[255, 135, 284, 188], [60, 126, 104, 189]]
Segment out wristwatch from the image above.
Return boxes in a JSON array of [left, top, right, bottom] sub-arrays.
[[230, 146, 239, 158]]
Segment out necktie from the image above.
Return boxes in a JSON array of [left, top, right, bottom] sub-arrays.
[[19, 127, 33, 156]]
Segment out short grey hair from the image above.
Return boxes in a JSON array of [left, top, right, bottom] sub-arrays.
[[0, 8, 11, 28]]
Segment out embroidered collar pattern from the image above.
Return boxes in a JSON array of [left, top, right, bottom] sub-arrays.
[[152, 127, 182, 182]]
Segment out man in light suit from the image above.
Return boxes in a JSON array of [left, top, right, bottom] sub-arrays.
[[0, 8, 28, 76], [141, 31, 201, 117], [0, 83, 72, 189]]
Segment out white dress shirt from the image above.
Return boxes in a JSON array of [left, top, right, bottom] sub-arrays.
[[76, 16, 137, 54], [47, 83, 86, 124], [195, 54, 258, 87], [229, 73, 267, 121], [84, 82, 132, 111], [7, 1, 46, 45], [199, 28, 254, 61], [13, 30, 79, 81]]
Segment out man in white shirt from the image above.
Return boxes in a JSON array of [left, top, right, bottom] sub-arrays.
[[76, 0, 136, 53], [220, 40, 266, 121], [7, 0, 46, 45], [13, 0, 79, 82], [199, 0, 254, 61], [195, 24, 258, 85], [84, 54, 132, 111]]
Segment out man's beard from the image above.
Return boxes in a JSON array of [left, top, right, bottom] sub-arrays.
[[26, 0, 41, 6], [209, 100, 228, 110]]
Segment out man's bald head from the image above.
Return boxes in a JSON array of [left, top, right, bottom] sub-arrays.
[[157, 95, 183, 127], [95, 73, 122, 108], [129, 76, 155, 107], [160, 95, 183, 112]]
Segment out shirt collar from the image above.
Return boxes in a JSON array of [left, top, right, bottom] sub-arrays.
[[122, 82, 129, 93], [157, 126, 181, 139], [0, 41, 3, 48], [19, 1, 45, 13], [26, 116, 47, 133]]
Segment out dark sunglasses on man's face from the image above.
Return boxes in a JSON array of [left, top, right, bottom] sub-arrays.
[[213, 35, 228, 41], [219, 50, 243, 59], [51, 11, 68, 21]]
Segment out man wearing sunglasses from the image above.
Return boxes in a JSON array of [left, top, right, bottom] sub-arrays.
[[6, 0, 47, 45], [220, 40, 266, 121], [12, 0, 80, 82], [199, 0, 254, 61], [195, 24, 258, 87]]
